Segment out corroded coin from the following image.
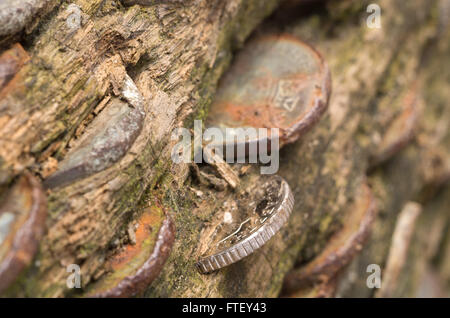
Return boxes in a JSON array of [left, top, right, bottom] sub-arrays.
[[44, 75, 145, 189], [0, 172, 47, 293], [282, 181, 377, 295], [369, 84, 419, 167], [196, 175, 294, 274], [0, 43, 30, 92], [86, 202, 175, 298], [206, 34, 331, 155]]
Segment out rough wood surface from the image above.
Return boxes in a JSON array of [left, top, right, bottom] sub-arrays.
[[1, 0, 281, 297], [0, 0, 449, 297], [149, 0, 449, 297]]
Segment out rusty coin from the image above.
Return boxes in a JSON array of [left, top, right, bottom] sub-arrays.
[[0, 172, 47, 293], [86, 202, 175, 297], [206, 34, 331, 157]]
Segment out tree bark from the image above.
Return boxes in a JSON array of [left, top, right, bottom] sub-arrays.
[[0, 0, 449, 297]]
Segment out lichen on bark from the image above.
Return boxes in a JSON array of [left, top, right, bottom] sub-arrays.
[[0, 0, 449, 298]]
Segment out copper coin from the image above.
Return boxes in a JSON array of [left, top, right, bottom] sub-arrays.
[[206, 34, 331, 155], [0, 172, 47, 293], [86, 202, 175, 298], [282, 181, 377, 294]]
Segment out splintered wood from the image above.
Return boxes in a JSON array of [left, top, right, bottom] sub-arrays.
[[203, 146, 240, 189]]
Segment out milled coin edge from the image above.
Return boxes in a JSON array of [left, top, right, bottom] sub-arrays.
[[196, 178, 294, 274]]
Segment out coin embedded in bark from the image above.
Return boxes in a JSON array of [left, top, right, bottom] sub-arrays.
[[282, 181, 377, 295], [0, 172, 47, 294], [86, 202, 175, 298], [44, 99, 144, 189], [206, 34, 331, 156], [0, 43, 30, 92], [196, 175, 294, 274], [0, 0, 53, 37], [370, 85, 419, 168]]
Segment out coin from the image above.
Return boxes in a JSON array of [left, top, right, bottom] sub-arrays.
[[0, 172, 47, 293], [206, 34, 331, 158], [0, 43, 30, 92], [282, 181, 377, 294], [369, 84, 418, 167], [44, 75, 145, 189], [196, 175, 294, 274], [86, 202, 175, 297]]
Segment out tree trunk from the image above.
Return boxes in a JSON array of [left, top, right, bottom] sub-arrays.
[[0, 0, 449, 297]]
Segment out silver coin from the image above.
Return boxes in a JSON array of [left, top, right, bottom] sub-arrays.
[[196, 175, 294, 274]]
